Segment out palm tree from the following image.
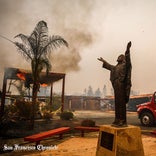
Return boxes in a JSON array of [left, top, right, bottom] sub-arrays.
[[1, 21, 68, 128]]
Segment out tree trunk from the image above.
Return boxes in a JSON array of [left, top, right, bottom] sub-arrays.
[[30, 82, 38, 129]]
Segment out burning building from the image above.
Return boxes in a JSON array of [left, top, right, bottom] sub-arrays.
[[0, 67, 66, 118]]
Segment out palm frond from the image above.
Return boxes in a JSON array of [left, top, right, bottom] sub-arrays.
[[27, 36, 38, 57], [0, 35, 14, 43], [40, 57, 52, 74], [39, 35, 68, 57], [30, 21, 48, 49], [38, 58, 51, 74], [14, 34, 30, 46], [31, 57, 51, 81], [14, 42, 32, 61], [50, 35, 68, 47]]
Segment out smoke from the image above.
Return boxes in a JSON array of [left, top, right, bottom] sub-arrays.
[[43, 0, 94, 72], [0, 0, 94, 71], [2, 0, 156, 95], [0, 0, 95, 89], [51, 28, 93, 72]]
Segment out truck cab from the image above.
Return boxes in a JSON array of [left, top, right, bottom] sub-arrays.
[[137, 92, 156, 126]]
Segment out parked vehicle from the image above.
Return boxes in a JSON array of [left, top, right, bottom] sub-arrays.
[[137, 92, 156, 126]]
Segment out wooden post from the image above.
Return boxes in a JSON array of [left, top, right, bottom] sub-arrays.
[[0, 71, 7, 120], [50, 83, 53, 105], [61, 76, 65, 112]]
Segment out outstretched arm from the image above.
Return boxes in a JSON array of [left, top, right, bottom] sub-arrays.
[[125, 41, 132, 54], [125, 41, 132, 68], [97, 57, 105, 63], [97, 57, 114, 71]]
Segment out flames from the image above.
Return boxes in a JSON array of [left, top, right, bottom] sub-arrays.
[[16, 72, 26, 81], [16, 70, 48, 87], [40, 83, 48, 87]]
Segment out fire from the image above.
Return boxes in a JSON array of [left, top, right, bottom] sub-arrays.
[[16, 72, 26, 81], [40, 83, 48, 87]]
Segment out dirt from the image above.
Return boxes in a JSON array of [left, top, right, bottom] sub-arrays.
[[1, 111, 156, 156], [29, 134, 156, 156], [8, 133, 155, 156]]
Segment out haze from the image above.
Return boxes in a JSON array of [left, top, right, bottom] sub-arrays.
[[0, 0, 156, 95]]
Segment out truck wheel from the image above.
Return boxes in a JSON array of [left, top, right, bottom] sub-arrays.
[[140, 112, 154, 126]]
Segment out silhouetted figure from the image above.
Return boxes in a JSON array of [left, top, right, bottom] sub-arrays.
[[98, 41, 132, 126]]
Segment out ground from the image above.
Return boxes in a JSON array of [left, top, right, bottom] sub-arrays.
[[1, 110, 156, 156], [31, 134, 156, 156], [3, 133, 155, 156]]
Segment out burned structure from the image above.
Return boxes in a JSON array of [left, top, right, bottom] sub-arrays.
[[0, 67, 66, 118], [64, 96, 101, 110]]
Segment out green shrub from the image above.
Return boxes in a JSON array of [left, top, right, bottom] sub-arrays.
[[81, 119, 96, 127], [60, 111, 74, 120]]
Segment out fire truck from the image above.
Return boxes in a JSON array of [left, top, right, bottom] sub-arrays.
[[137, 92, 156, 126]]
